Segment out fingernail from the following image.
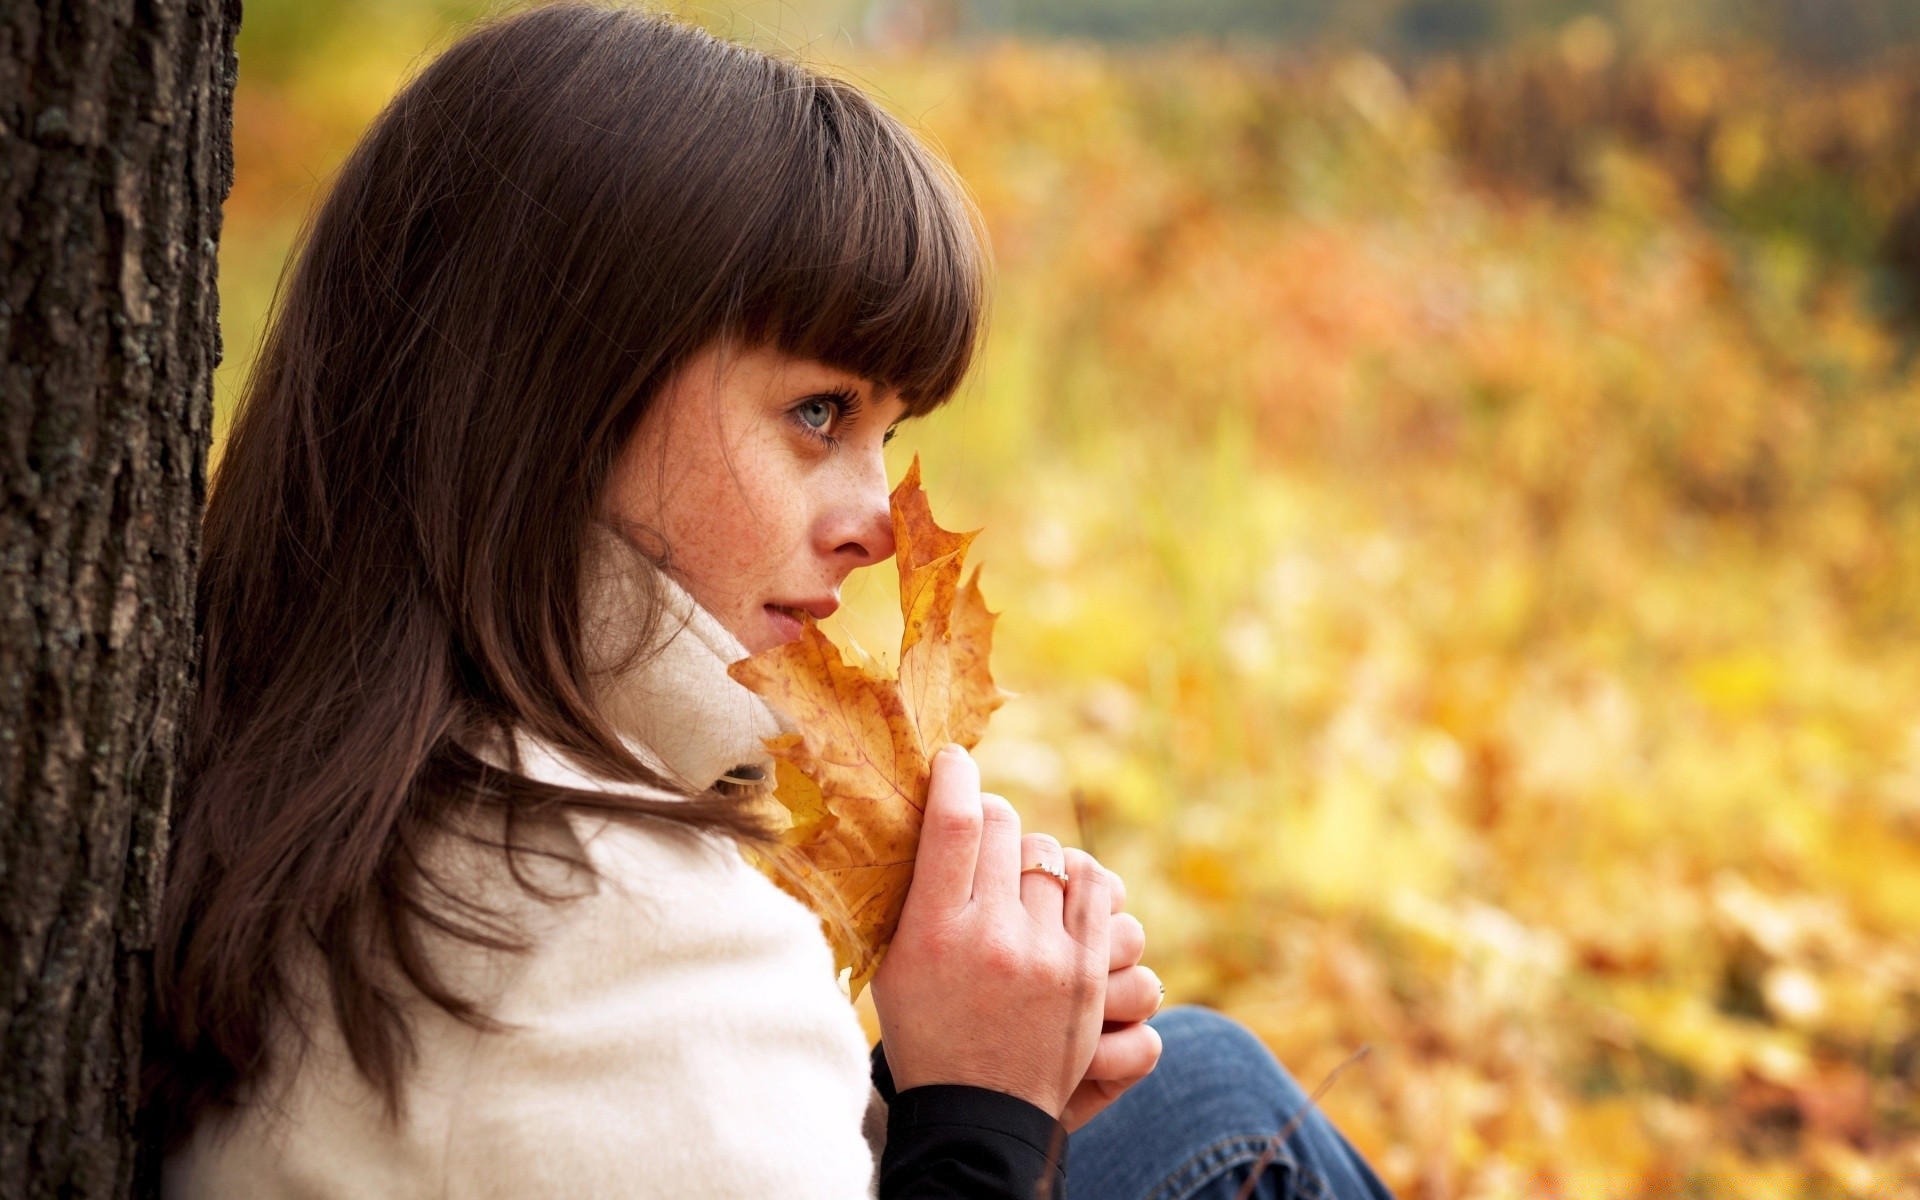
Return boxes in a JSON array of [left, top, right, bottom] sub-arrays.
[[941, 743, 969, 759]]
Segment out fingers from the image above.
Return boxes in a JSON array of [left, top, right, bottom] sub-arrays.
[[1108, 912, 1145, 972], [1062, 846, 1112, 957], [1062, 1074, 1136, 1134], [1102, 964, 1162, 1025], [972, 790, 1022, 905], [903, 745, 982, 922], [1084, 1021, 1163, 1084], [1064, 849, 1126, 914], [1018, 833, 1066, 924]]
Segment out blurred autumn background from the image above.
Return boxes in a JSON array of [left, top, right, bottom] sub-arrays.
[[220, 1, 1920, 1195]]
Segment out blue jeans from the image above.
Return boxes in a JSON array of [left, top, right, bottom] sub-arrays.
[[1065, 1007, 1397, 1200]]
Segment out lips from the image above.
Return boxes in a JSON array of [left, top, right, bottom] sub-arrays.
[[763, 604, 805, 643], [763, 596, 839, 645]]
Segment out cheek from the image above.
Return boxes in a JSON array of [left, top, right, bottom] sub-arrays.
[[656, 454, 810, 606], [602, 384, 821, 633]]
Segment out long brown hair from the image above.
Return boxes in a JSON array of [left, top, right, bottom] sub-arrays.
[[149, 1, 984, 1143]]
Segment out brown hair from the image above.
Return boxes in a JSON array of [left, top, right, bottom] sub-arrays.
[[149, 1, 984, 1143]]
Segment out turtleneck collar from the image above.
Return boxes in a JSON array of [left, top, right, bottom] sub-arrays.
[[578, 526, 790, 793]]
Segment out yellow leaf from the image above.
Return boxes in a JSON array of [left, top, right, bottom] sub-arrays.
[[728, 458, 1007, 996]]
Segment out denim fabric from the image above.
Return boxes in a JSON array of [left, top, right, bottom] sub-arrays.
[[1064, 1007, 1397, 1200]]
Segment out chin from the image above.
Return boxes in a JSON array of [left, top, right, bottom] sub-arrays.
[[735, 632, 780, 656]]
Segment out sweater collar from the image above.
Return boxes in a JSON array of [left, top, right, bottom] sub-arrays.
[[579, 526, 789, 793]]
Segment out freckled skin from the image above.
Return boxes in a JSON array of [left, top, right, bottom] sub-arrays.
[[602, 342, 906, 654]]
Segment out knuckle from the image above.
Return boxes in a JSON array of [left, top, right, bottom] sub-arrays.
[[977, 933, 1025, 978], [1137, 962, 1161, 995], [1077, 870, 1113, 906], [1109, 1024, 1161, 1075], [931, 804, 980, 839], [1073, 948, 1107, 987], [897, 904, 959, 952], [1126, 964, 1160, 1007], [1022, 832, 1062, 861], [979, 793, 1019, 826], [918, 908, 968, 947]]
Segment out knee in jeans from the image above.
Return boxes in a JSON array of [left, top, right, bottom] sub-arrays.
[[1147, 1005, 1314, 1114]]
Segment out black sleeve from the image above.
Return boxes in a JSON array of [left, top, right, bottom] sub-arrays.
[[870, 1041, 1070, 1200]]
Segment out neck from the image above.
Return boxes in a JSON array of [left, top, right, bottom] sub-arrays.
[[579, 526, 788, 792]]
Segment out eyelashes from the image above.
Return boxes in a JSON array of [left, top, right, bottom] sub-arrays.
[[790, 387, 900, 447], [791, 387, 860, 445]]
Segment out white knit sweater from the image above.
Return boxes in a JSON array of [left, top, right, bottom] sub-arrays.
[[164, 547, 880, 1199]]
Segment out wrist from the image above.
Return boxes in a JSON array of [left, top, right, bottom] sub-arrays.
[[888, 1061, 1068, 1116]]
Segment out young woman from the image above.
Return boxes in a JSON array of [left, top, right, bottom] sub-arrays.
[[149, 5, 1398, 1198]]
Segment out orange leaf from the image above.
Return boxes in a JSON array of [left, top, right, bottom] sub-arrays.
[[727, 458, 1006, 996]]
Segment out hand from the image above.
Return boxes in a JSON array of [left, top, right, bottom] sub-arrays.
[[1057, 855, 1161, 1132], [870, 745, 1111, 1118]]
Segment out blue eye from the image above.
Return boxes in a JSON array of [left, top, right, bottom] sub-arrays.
[[793, 389, 864, 443], [797, 398, 835, 430]]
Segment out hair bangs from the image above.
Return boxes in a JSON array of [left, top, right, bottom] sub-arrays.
[[733, 76, 987, 415]]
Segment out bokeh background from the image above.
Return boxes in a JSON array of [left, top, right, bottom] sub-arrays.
[[218, 1, 1920, 1195]]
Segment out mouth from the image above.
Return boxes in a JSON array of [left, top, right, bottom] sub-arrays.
[[763, 596, 839, 644]]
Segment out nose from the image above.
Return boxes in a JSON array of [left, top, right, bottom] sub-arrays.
[[820, 456, 896, 569]]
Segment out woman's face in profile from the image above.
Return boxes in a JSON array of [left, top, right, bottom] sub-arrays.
[[603, 341, 906, 654]]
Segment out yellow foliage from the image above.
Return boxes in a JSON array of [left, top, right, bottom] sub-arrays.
[[216, 19, 1920, 1197]]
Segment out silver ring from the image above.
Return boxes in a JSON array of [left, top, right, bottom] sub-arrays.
[[1021, 861, 1069, 885]]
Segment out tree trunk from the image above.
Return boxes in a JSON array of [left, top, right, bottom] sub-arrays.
[[0, 2, 238, 1197]]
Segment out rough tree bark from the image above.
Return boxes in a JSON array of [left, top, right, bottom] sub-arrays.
[[0, 2, 238, 1198]]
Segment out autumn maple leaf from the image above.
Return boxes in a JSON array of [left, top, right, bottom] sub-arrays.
[[727, 458, 1006, 996]]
